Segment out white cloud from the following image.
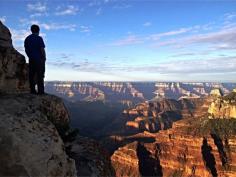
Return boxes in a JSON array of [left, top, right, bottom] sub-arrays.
[[0, 16, 6, 23], [109, 25, 205, 47], [110, 35, 143, 46], [88, 0, 102, 7], [55, 5, 79, 16], [30, 13, 43, 18], [143, 22, 152, 27], [27, 2, 47, 13], [30, 12, 48, 18], [96, 7, 102, 15], [152, 25, 236, 50], [126, 57, 236, 75], [40, 23, 76, 31], [11, 29, 31, 42], [111, 20, 235, 51], [47, 55, 236, 82], [19, 19, 77, 32], [10, 28, 46, 44], [224, 12, 236, 21], [149, 27, 193, 40], [113, 4, 132, 9], [80, 25, 91, 33]]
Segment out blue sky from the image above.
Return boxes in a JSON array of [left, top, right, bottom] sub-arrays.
[[1, 0, 236, 82]]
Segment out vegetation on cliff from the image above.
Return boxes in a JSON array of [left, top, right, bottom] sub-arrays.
[[185, 118, 236, 139], [223, 92, 236, 104]]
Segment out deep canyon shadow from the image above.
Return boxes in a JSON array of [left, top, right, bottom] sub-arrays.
[[201, 138, 218, 177], [137, 142, 163, 177], [211, 133, 228, 168]]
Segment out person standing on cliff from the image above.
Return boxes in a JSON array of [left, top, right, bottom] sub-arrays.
[[24, 24, 46, 95]]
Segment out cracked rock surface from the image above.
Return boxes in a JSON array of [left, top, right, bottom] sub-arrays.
[[0, 94, 76, 177]]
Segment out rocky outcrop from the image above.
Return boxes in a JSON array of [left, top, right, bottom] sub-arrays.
[[153, 119, 236, 177], [123, 97, 210, 133], [208, 91, 236, 119], [111, 141, 141, 177], [66, 136, 115, 177], [0, 94, 76, 176], [111, 118, 236, 177], [210, 88, 224, 97], [0, 21, 116, 177], [0, 21, 29, 93], [111, 90, 236, 177]]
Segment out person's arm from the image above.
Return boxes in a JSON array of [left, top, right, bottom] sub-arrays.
[[24, 38, 30, 58], [39, 37, 46, 61], [41, 47, 46, 61]]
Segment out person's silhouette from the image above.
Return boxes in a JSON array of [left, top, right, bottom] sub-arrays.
[[24, 24, 46, 95]]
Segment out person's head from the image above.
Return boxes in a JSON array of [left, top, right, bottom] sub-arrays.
[[31, 24, 40, 34]]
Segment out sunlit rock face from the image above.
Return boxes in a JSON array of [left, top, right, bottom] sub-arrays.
[[111, 90, 236, 177], [210, 88, 224, 97], [123, 97, 211, 133], [208, 91, 236, 119], [45, 81, 236, 107], [0, 21, 29, 93], [112, 119, 236, 177], [111, 141, 141, 177], [153, 120, 236, 177]]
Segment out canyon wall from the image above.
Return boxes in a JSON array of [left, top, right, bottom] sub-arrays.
[[111, 92, 236, 177], [112, 118, 236, 177], [208, 91, 236, 119], [45, 81, 236, 104], [0, 21, 29, 93]]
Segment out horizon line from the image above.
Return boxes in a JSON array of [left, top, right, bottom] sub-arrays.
[[44, 80, 236, 83]]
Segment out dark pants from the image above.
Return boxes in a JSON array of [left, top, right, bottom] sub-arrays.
[[29, 59, 45, 94]]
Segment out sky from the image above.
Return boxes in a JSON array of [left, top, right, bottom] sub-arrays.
[[0, 0, 236, 82]]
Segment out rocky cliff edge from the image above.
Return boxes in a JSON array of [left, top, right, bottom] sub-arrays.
[[0, 21, 114, 176]]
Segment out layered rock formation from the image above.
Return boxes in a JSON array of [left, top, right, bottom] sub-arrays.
[[123, 97, 211, 133], [45, 81, 236, 105], [111, 141, 141, 177], [111, 91, 236, 177], [208, 91, 236, 119], [112, 119, 236, 177], [0, 21, 28, 93]]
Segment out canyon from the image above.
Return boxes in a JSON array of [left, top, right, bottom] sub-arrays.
[[111, 91, 236, 177], [45, 81, 236, 105], [1, 20, 236, 177]]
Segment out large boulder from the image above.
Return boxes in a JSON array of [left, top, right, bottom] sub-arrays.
[[0, 21, 29, 93], [0, 94, 76, 176]]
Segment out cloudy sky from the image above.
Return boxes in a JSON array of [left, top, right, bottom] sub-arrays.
[[1, 0, 236, 82]]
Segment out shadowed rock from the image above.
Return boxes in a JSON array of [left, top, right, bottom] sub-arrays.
[[201, 138, 218, 177], [0, 21, 29, 93], [137, 142, 163, 177]]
